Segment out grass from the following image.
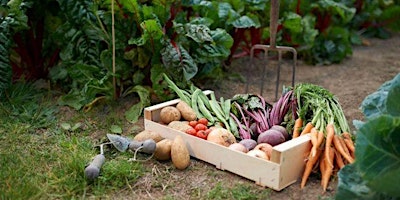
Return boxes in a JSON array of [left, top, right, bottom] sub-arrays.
[[0, 82, 144, 199]]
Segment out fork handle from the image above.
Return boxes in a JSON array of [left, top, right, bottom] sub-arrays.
[[270, 0, 280, 48]]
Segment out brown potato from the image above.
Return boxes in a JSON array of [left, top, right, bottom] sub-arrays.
[[133, 130, 164, 143], [171, 135, 190, 170], [167, 121, 192, 133], [154, 139, 173, 161], [159, 106, 181, 124], [176, 101, 197, 121]]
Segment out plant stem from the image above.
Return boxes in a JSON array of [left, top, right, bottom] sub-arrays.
[[111, 0, 117, 100]]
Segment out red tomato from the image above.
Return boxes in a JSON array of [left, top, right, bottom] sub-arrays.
[[194, 123, 207, 131], [196, 130, 208, 139], [185, 128, 197, 136], [189, 121, 198, 128], [198, 118, 209, 126]]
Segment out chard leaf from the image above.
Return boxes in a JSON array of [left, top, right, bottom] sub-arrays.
[[231, 15, 260, 28], [283, 12, 303, 34], [184, 23, 213, 43], [124, 85, 150, 123], [355, 115, 400, 197]]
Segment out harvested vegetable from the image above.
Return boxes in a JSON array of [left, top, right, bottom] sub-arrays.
[[270, 125, 289, 140], [325, 124, 335, 168], [322, 146, 335, 192], [207, 128, 236, 147], [176, 101, 197, 121], [168, 121, 192, 133], [292, 118, 303, 138], [171, 135, 191, 170], [247, 149, 269, 160], [254, 143, 273, 158], [239, 139, 257, 151], [154, 139, 173, 161], [294, 83, 350, 134], [333, 134, 354, 164], [228, 143, 248, 153], [160, 106, 181, 124], [257, 129, 285, 146], [301, 148, 322, 189], [133, 130, 164, 143]]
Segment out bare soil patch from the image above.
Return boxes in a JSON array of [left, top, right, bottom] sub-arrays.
[[109, 33, 399, 200]]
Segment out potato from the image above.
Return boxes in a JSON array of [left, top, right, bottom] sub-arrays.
[[168, 121, 192, 133], [159, 106, 181, 124], [176, 101, 197, 121], [154, 139, 173, 161], [171, 135, 190, 170], [228, 143, 248, 153], [133, 130, 164, 143]]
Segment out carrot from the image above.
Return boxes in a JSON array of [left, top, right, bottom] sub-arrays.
[[325, 124, 335, 168], [300, 122, 314, 136], [292, 118, 303, 138], [301, 149, 322, 189], [317, 131, 324, 149], [333, 134, 354, 164], [319, 152, 326, 186], [322, 146, 335, 192], [342, 132, 355, 154], [310, 128, 318, 157], [334, 147, 345, 169]]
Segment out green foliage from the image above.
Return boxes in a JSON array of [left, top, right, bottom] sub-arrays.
[[0, 0, 29, 96], [336, 73, 400, 199]]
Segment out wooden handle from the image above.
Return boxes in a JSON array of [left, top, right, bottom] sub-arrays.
[[270, 0, 280, 48]]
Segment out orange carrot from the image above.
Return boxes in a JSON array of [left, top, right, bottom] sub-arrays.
[[310, 128, 318, 157], [334, 147, 345, 169], [317, 131, 324, 148], [301, 149, 322, 189], [342, 132, 355, 154], [319, 152, 326, 186], [322, 146, 335, 191], [325, 124, 335, 168], [333, 135, 354, 164], [292, 118, 303, 138], [300, 122, 314, 136]]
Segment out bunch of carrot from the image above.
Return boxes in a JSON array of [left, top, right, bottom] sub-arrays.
[[293, 119, 355, 191]]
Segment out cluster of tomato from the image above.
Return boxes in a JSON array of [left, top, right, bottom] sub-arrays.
[[185, 118, 211, 139]]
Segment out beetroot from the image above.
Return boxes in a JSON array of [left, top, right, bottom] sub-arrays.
[[270, 125, 289, 140], [239, 139, 258, 151], [257, 129, 285, 146]]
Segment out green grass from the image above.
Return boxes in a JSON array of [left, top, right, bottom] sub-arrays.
[[0, 82, 144, 199]]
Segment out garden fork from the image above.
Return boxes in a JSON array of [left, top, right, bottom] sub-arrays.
[[246, 0, 297, 101]]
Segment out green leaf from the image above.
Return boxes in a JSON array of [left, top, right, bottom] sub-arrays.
[[124, 85, 150, 123], [184, 23, 213, 43], [356, 115, 400, 197], [231, 15, 260, 28], [360, 74, 400, 119], [283, 12, 303, 34], [336, 164, 382, 200], [110, 125, 122, 134]]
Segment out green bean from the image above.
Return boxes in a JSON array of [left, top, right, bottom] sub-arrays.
[[198, 96, 215, 124], [191, 89, 203, 119]]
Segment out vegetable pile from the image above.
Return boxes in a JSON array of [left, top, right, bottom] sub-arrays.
[[162, 74, 356, 190]]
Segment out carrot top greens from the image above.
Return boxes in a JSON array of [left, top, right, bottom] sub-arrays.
[[294, 83, 350, 134]]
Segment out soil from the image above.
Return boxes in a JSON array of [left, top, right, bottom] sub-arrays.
[[109, 33, 399, 200]]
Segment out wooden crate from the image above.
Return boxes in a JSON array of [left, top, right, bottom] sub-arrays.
[[143, 95, 311, 191]]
